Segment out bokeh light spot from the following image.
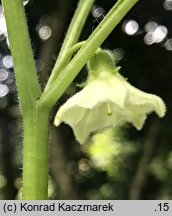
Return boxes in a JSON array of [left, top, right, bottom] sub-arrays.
[[38, 25, 52, 40], [164, 0, 172, 11], [23, 0, 29, 6], [35, 59, 44, 71], [144, 25, 168, 45], [0, 13, 7, 40], [122, 20, 139, 36], [2, 55, 13, 68], [0, 84, 9, 97], [164, 38, 172, 51], [153, 25, 168, 43], [0, 68, 8, 81], [92, 6, 105, 19], [145, 21, 158, 33], [144, 32, 155, 45], [112, 48, 125, 62]]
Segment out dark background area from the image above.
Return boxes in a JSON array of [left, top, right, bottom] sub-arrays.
[[0, 0, 172, 199]]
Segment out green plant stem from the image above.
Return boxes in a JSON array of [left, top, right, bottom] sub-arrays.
[[22, 105, 49, 199], [2, 0, 49, 199], [2, 0, 41, 116], [70, 41, 86, 54], [40, 0, 139, 109], [44, 0, 95, 91]]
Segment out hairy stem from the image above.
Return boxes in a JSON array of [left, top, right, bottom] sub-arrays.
[[22, 105, 49, 199], [44, 0, 95, 91], [2, 0, 49, 199], [2, 0, 41, 116]]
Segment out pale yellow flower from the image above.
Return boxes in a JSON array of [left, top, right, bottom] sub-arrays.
[[54, 49, 166, 144]]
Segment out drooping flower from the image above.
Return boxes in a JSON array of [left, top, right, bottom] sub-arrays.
[[54, 49, 166, 144]]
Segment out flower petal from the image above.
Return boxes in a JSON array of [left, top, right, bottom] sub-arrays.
[[129, 113, 147, 130], [116, 72, 166, 118], [55, 101, 127, 143]]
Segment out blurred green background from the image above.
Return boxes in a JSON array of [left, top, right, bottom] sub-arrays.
[[0, 0, 172, 199]]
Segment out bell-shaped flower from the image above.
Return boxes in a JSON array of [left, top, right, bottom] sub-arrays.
[[54, 49, 166, 144]]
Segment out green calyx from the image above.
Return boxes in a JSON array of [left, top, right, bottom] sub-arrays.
[[87, 48, 118, 77], [78, 49, 121, 88]]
